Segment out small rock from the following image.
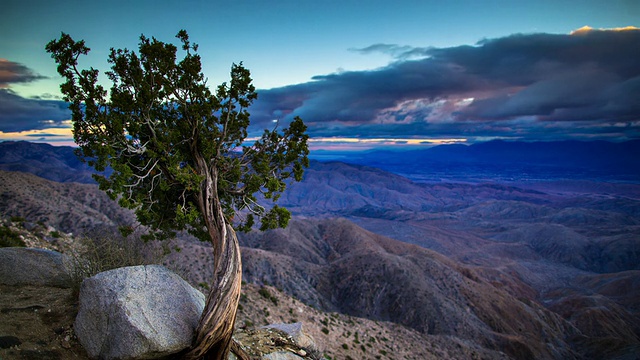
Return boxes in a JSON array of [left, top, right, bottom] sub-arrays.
[[262, 351, 304, 360], [0, 335, 22, 349]]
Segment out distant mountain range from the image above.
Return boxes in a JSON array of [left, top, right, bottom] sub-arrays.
[[0, 141, 97, 183], [317, 139, 640, 182], [1, 140, 640, 359], [2, 139, 639, 184]]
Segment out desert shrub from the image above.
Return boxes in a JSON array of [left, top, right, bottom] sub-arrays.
[[258, 286, 271, 299], [65, 229, 162, 294], [258, 286, 279, 306], [321, 327, 329, 334], [0, 225, 26, 247]]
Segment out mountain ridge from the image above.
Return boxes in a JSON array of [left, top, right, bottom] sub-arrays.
[[1, 141, 639, 359], [3, 139, 640, 184], [346, 139, 640, 183]]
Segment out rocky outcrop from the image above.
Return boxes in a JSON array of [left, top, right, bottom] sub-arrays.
[[0, 247, 70, 287], [74, 265, 205, 360], [233, 324, 314, 360], [264, 323, 315, 349]]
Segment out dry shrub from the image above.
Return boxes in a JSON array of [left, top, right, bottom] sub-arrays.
[[65, 228, 163, 294]]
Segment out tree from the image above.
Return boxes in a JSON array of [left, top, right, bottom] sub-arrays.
[[46, 30, 309, 359]]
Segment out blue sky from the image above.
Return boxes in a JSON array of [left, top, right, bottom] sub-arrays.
[[1, 0, 639, 149]]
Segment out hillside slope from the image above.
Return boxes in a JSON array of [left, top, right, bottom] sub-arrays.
[[2, 143, 640, 359]]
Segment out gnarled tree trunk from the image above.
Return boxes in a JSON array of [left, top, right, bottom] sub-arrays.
[[183, 159, 248, 360], [183, 224, 243, 360]]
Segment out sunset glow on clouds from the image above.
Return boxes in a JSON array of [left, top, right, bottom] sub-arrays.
[[0, 125, 74, 145], [307, 137, 468, 151]]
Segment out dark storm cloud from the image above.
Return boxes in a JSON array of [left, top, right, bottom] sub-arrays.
[[0, 60, 69, 132], [252, 28, 640, 141], [0, 59, 47, 87], [443, 30, 640, 121], [251, 55, 475, 128], [0, 89, 70, 132]]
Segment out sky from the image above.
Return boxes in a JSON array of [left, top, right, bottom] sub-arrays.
[[1, 0, 639, 151]]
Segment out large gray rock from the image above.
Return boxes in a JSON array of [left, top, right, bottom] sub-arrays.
[[0, 247, 70, 287], [75, 265, 205, 359]]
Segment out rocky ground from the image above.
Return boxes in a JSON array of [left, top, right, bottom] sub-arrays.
[[0, 280, 511, 360], [0, 219, 505, 360], [0, 284, 87, 359]]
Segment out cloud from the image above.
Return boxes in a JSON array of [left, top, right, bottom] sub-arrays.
[[0, 59, 47, 87], [0, 89, 71, 132], [251, 27, 640, 143], [349, 43, 431, 60], [4, 28, 639, 146], [0, 60, 69, 134]]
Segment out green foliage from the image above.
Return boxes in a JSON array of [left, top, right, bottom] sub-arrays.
[[46, 30, 309, 243], [258, 286, 279, 306], [258, 286, 271, 298], [321, 327, 329, 335], [0, 225, 26, 247]]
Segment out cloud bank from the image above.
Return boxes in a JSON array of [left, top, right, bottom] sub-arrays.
[[1, 28, 639, 147], [0, 59, 70, 133], [0, 59, 47, 86], [251, 27, 640, 143]]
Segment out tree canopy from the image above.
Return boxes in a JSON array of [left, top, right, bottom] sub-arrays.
[[46, 30, 309, 242]]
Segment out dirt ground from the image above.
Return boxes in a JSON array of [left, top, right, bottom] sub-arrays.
[[0, 284, 89, 360]]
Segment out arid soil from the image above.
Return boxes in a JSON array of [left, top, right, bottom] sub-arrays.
[[0, 281, 500, 360], [0, 284, 88, 359]]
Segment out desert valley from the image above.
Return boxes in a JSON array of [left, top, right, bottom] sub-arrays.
[[0, 140, 638, 359]]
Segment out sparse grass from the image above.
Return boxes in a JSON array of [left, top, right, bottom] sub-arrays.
[[65, 230, 162, 295], [0, 225, 26, 247]]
